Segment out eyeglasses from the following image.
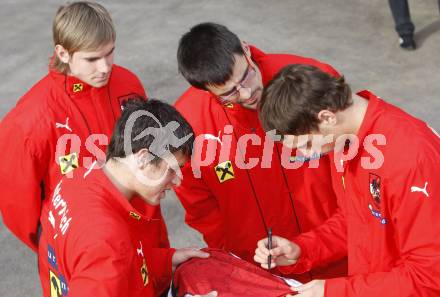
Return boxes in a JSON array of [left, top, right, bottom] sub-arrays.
[[217, 54, 256, 104]]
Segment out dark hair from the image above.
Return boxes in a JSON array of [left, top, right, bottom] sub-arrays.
[[106, 98, 195, 164], [177, 22, 245, 90], [259, 64, 352, 135]]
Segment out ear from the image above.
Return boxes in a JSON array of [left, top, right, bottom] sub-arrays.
[[241, 41, 250, 56], [134, 149, 152, 170], [54, 44, 71, 64], [317, 110, 337, 128]]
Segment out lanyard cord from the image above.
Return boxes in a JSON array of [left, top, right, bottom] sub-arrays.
[[63, 75, 117, 137], [274, 144, 314, 281], [222, 108, 268, 233]]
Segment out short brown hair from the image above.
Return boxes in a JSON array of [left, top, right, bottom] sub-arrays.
[[52, 1, 116, 73], [259, 64, 352, 135]]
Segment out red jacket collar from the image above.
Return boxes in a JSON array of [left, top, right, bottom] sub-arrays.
[[90, 168, 157, 221], [49, 69, 94, 98], [355, 90, 383, 144]]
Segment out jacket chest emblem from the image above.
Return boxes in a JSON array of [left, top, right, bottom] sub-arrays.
[[215, 160, 235, 183], [129, 211, 141, 220], [368, 173, 387, 225], [136, 241, 149, 286], [72, 83, 83, 93], [59, 152, 79, 175], [369, 173, 381, 207]]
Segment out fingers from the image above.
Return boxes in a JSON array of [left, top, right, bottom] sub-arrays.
[[257, 238, 270, 253], [271, 240, 300, 260], [255, 244, 269, 259], [190, 249, 210, 259], [255, 238, 276, 269], [253, 252, 277, 269], [182, 247, 210, 259], [173, 247, 209, 267], [292, 279, 325, 296]]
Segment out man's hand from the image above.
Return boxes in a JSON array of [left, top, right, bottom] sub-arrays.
[[290, 280, 325, 297], [172, 247, 209, 271], [254, 235, 301, 269]]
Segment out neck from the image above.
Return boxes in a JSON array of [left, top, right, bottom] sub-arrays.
[[341, 93, 369, 135], [103, 159, 135, 201]]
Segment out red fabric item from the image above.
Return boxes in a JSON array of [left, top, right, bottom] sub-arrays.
[[174, 46, 347, 282], [283, 91, 440, 296], [173, 249, 295, 297], [0, 65, 168, 253], [38, 168, 175, 297]]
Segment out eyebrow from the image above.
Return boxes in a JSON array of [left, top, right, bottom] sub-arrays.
[[84, 46, 115, 60], [218, 63, 250, 97]]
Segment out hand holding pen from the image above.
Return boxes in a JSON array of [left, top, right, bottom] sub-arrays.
[[254, 234, 301, 270]]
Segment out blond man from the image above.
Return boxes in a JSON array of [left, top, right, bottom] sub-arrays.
[[0, 2, 170, 259]]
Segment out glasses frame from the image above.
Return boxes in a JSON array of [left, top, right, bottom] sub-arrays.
[[217, 53, 256, 104]]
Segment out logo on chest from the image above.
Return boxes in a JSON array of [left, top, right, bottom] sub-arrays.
[[368, 173, 387, 225], [136, 241, 149, 286], [215, 160, 235, 183], [72, 83, 83, 93], [59, 152, 79, 175]]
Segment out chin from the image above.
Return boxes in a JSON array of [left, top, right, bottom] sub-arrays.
[[90, 80, 109, 88]]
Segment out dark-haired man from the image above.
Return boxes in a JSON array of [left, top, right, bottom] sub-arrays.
[[37, 99, 215, 297], [255, 64, 440, 296], [174, 22, 347, 282]]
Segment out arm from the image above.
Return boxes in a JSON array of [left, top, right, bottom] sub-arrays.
[[174, 161, 225, 248], [0, 121, 48, 251], [145, 247, 175, 295], [283, 208, 348, 275], [67, 240, 133, 296], [254, 208, 348, 275], [325, 160, 440, 297]]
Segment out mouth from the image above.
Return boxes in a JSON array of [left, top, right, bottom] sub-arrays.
[[95, 76, 108, 82]]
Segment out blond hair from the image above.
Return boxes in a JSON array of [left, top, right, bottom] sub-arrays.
[[52, 1, 116, 73]]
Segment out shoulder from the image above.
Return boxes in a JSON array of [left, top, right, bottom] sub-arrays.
[[110, 65, 143, 88], [0, 74, 58, 151], [175, 86, 211, 111], [250, 45, 339, 79], [258, 51, 339, 81], [371, 100, 440, 173], [174, 87, 224, 133], [111, 65, 141, 82], [60, 174, 130, 239]]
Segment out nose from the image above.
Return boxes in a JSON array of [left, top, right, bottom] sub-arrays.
[[97, 57, 111, 74], [238, 86, 252, 100], [171, 174, 182, 187]]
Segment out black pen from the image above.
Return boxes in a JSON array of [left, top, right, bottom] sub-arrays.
[[267, 227, 272, 270]]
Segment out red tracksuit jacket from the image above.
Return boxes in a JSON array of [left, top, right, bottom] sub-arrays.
[[174, 46, 347, 282], [38, 167, 175, 297], [282, 91, 440, 296], [0, 65, 169, 252], [0, 65, 172, 251]]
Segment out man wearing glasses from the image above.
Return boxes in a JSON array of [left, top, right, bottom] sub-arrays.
[[174, 22, 346, 283]]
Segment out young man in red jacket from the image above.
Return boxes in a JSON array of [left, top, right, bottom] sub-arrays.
[[0, 1, 168, 255], [38, 99, 214, 297], [255, 64, 440, 296], [174, 22, 347, 282]]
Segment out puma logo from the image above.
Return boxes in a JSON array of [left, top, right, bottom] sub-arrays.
[[411, 182, 429, 197], [136, 241, 144, 257], [55, 117, 72, 132], [204, 131, 222, 145]]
